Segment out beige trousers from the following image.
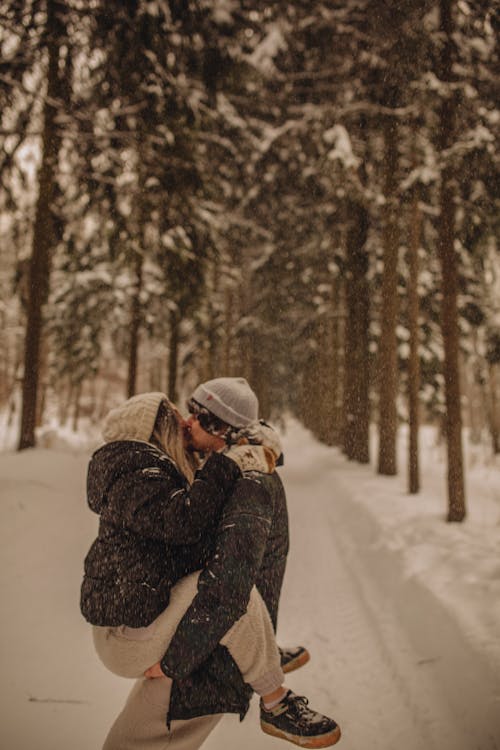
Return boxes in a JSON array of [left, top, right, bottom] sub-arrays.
[[93, 571, 283, 696], [102, 676, 222, 750]]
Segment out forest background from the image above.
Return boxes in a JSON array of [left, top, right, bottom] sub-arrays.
[[0, 0, 498, 523]]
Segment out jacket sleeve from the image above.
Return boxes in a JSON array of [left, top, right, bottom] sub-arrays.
[[102, 453, 241, 544], [160, 474, 274, 679]]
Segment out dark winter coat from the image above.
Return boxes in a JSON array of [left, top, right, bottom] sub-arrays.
[[163, 468, 290, 725], [80, 440, 240, 628]]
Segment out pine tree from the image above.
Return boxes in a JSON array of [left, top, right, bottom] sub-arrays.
[[435, 0, 466, 521], [377, 114, 401, 476], [18, 0, 69, 449], [407, 183, 423, 493], [342, 200, 370, 463]]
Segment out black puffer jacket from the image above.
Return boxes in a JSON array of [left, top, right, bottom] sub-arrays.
[[80, 440, 240, 628], [164, 468, 289, 724]]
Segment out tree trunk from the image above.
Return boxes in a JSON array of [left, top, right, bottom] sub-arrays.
[[342, 202, 370, 463], [97, 374, 112, 422], [377, 117, 400, 476], [59, 377, 72, 426], [168, 309, 179, 402], [407, 188, 422, 493], [223, 287, 234, 375], [317, 313, 338, 446], [127, 251, 143, 398], [72, 380, 83, 432], [0, 306, 9, 407], [203, 262, 220, 381], [330, 276, 344, 446], [300, 320, 330, 444], [18, 0, 64, 449], [254, 355, 272, 422], [437, 0, 466, 522], [469, 329, 487, 444], [37, 376, 47, 429], [311, 284, 343, 448], [488, 363, 500, 454]]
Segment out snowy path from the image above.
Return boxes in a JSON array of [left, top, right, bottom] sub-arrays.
[[1, 429, 499, 749]]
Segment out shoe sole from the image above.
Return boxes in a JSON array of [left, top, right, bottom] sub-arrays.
[[281, 649, 311, 674], [261, 721, 341, 748]]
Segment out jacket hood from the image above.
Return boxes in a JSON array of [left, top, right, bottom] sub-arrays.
[[86, 440, 168, 515]]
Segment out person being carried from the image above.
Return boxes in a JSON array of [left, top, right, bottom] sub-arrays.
[[81, 386, 340, 749], [95, 378, 341, 750]]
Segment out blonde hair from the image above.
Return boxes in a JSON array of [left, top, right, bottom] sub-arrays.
[[150, 399, 198, 483]]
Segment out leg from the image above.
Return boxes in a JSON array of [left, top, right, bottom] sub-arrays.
[[167, 713, 223, 750], [93, 572, 201, 678], [95, 577, 283, 694], [221, 585, 285, 696], [103, 677, 222, 750]]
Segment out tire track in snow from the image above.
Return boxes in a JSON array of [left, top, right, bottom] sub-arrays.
[[323, 510, 463, 750], [277, 461, 478, 750]]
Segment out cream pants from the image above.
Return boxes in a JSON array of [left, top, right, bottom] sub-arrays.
[[102, 677, 222, 750], [93, 571, 284, 698]]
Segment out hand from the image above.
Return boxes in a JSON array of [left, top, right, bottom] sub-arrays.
[[144, 662, 165, 679], [223, 443, 276, 473], [231, 421, 282, 459]]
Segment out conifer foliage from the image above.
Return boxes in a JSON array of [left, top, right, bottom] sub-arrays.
[[1, 0, 498, 522]]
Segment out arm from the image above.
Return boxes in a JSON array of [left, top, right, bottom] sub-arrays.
[[102, 452, 241, 544], [159, 475, 274, 679]]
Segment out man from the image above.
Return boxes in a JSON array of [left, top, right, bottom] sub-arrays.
[[103, 377, 340, 750]]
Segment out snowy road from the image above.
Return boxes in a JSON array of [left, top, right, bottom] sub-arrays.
[[1, 428, 499, 749]]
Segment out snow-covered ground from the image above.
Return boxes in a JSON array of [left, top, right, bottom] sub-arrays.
[[1, 418, 499, 749]]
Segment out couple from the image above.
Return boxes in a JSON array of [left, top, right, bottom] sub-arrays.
[[80, 376, 341, 749]]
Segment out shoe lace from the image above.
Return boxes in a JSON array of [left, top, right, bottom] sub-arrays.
[[286, 694, 334, 731], [289, 695, 320, 725]]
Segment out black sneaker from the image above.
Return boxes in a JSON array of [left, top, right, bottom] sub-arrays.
[[260, 690, 341, 748], [280, 646, 311, 674]]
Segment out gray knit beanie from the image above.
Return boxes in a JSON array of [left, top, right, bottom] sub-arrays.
[[191, 377, 258, 428], [102, 392, 167, 443]]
